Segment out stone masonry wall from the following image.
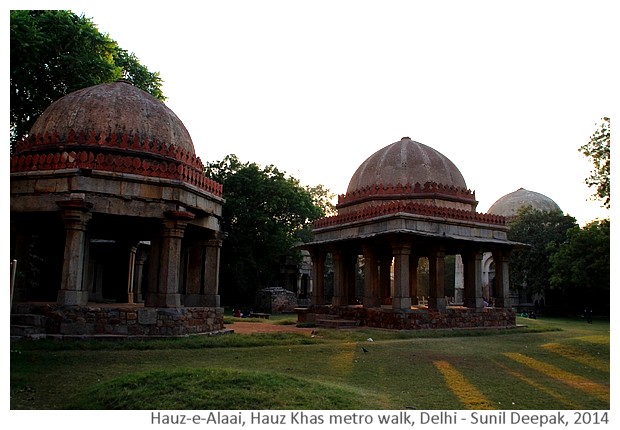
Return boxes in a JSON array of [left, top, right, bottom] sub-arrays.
[[255, 287, 298, 314], [304, 305, 516, 330], [12, 303, 224, 337]]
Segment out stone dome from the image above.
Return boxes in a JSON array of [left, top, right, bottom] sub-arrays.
[[347, 137, 468, 193], [336, 137, 477, 214], [11, 81, 221, 196], [26, 80, 195, 154], [488, 188, 561, 217]]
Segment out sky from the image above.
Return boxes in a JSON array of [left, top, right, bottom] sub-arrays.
[[6, 0, 616, 225]]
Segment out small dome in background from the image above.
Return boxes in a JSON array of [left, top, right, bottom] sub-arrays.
[[488, 188, 561, 217]]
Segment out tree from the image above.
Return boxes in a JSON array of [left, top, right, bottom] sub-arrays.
[[10, 10, 164, 147], [549, 219, 610, 315], [579, 117, 610, 208], [507, 207, 577, 305], [205, 155, 327, 305]]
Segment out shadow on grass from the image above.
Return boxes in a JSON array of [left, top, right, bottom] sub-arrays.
[[68, 367, 387, 410]]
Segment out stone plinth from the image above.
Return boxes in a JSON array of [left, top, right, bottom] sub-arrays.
[[302, 305, 516, 330], [11, 303, 225, 338]]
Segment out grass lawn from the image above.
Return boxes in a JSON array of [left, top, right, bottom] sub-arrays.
[[10, 315, 609, 410]]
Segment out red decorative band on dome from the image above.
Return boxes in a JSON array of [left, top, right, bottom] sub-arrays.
[[314, 201, 506, 228], [337, 182, 477, 208], [11, 130, 223, 197]]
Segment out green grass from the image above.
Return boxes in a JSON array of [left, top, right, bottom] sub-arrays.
[[10, 316, 609, 410], [67, 368, 387, 410]]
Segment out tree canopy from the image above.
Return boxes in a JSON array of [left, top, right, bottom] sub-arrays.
[[10, 10, 165, 146], [507, 207, 577, 303], [205, 155, 328, 305], [579, 117, 610, 209], [549, 219, 610, 314]]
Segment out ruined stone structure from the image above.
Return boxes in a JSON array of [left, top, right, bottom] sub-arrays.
[[10, 81, 225, 338], [298, 137, 520, 329], [279, 250, 313, 306], [255, 287, 298, 314]]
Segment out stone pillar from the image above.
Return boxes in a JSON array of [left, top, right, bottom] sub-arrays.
[[428, 246, 446, 310], [391, 241, 412, 310], [463, 250, 484, 310], [184, 240, 206, 306], [310, 250, 326, 305], [126, 244, 138, 304], [10, 227, 29, 303], [133, 247, 147, 303], [409, 254, 420, 305], [146, 210, 194, 308], [344, 253, 358, 305], [379, 255, 392, 305], [296, 273, 302, 297], [493, 249, 511, 308], [56, 197, 93, 306], [331, 250, 347, 306], [145, 235, 161, 307], [362, 245, 380, 307], [203, 238, 222, 307], [454, 254, 464, 304]]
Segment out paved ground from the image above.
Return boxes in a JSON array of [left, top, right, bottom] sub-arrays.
[[225, 321, 316, 335]]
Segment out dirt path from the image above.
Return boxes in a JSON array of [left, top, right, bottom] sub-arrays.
[[224, 321, 316, 335]]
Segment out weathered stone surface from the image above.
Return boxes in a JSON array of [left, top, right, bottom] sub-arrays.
[[255, 287, 297, 314], [138, 308, 158, 325], [303, 305, 516, 330], [12, 304, 225, 337]]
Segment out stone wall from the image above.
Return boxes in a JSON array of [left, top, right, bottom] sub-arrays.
[[254, 287, 297, 314], [12, 303, 225, 338], [302, 305, 516, 330]]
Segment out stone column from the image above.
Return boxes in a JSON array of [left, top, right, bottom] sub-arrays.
[[409, 254, 420, 305], [145, 235, 161, 307], [463, 249, 484, 310], [133, 247, 147, 303], [126, 244, 138, 304], [454, 254, 464, 304], [391, 241, 412, 310], [428, 246, 446, 310], [492, 249, 511, 307], [344, 253, 358, 305], [296, 273, 302, 297], [379, 255, 392, 305], [331, 250, 347, 306], [203, 238, 223, 307], [184, 240, 206, 306], [310, 250, 326, 305], [10, 227, 29, 303], [362, 245, 380, 307], [146, 210, 194, 308], [56, 196, 93, 306]]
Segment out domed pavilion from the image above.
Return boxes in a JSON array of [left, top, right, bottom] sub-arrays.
[[10, 81, 226, 337], [298, 137, 520, 329]]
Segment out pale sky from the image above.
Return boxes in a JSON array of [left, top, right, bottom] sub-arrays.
[[7, 0, 617, 225]]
